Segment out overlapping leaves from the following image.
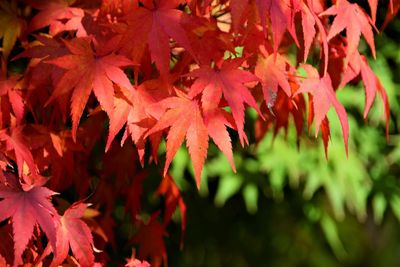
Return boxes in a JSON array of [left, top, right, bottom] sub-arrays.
[[0, 0, 396, 266]]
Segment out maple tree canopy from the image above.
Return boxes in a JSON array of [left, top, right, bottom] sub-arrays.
[[0, 0, 398, 266]]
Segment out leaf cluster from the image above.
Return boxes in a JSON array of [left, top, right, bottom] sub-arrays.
[[0, 0, 398, 266]]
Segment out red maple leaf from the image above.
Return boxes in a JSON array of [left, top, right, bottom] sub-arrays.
[[368, 0, 378, 23], [0, 127, 39, 182], [146, 92, 237, 187], [203, 107, 236, 172], [255, 52, 292, 108], [296, 64, 349, 153], [256, 84, 306, 143], [289, 1, 328, 73], [187, 59, 262, 146], [183, 16, 235, 65], [0, 174, 58, 267], [27, 0, 87, 37], [255, 0, 298, 53], [23, 125, 86, 193], [146, 94, 209, 188], [229, 0, 249, 32], [298, 1, 317, 63], [132, 213, 167, 267], [320, 0, 376, 65], [119, 0, 193, 75], [156, 174, 186, 247], [0, 77, 24, 126], [125, 250, 151, 267], [106, 79, 169, 163], [340, 51, 390, 135], [51, 202, 94, 267], [382, 0, 400, 28], [46, 37, 134, 141], [125, 171, 147, 222]]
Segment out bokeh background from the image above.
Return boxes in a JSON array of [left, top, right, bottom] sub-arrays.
[[159, 8, 400, 267]]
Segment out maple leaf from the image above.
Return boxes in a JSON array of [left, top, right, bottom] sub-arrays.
[[320, 116, 331, 158], [390, 0, 400, 13], [203, 108, 236, 172], [320, 0, 376, 65], [106, 79, 169, 163], [230, 0, 249, 32], [99, 0, 135, 17], [382, 0, 400, 29], [132, 213, 167, 267], [0, 174, 58, 267], [368, 0, 378, 24], [0, 127, 39, 182], [146, 95, 209, 188], [27, 0, 87, 37], [46, 37, 134, 141], [106, 87, 137, 153], [255, 52, 292, 107], [182, 16, 235, 65], [0, 78, 24, 126], [280, 0, 329, 75], [51, 202, 94, 267], [119, 0, 193, 75], [295, 64, 349, 153], [256, 85, 306, 143], [12, 35, 69, 117], [126, 259, 151, 267], [146, 91, 237, 187], [156, 174, 186, 247], [339, 51, 390, 134], [304, 93, 332, 157], [22, 125, 87, 193], [125, 250, 151, 267], [125, 171, 147, 222], [0, 0, 26, 60], [14, 34, 68, 61], [126, 258, 151, 267], [187, 59, 262, 146], [124, 80, 173, 164], [0, 255, 6, 267], [255, 0, 298, 53], [298, 1, 317, 63]]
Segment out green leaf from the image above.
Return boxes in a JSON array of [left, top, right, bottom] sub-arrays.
[[214, 174, 243, 207], [242, 183, 258, 214], [372, 193, 387, 224]]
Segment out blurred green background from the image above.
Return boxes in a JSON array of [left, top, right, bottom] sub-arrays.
[[162, 9, 400, 267]]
